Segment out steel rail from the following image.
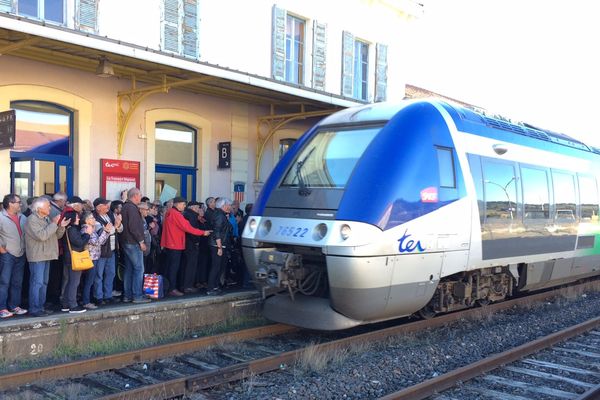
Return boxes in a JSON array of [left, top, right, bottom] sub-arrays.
[[0, 323, 296, 389], [379, 316, 600, 400], [576, 382, 600, 400], [95, 282, 599, 400]]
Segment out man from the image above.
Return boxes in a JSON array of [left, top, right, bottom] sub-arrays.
[[161, 197, 210, 296], [207, 198, 233, 296], [120, 188, 150, 303], [25, 197, 70, 317], [181, 201, 203, 293], [92, 197, 121, 305], [46, 192, 66, 305], [0, 194, 28, 318], [204, 197, 216, 228]]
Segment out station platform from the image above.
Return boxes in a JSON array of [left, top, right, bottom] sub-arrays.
[[0, 289, 262, 363]]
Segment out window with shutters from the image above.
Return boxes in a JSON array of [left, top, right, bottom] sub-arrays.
[[161, 0, 199, 59], [0, 0, 12, 13], [76, 0, 97, 33], [353, 40, 369, 101], [285, 15, 305, 85], [17, 0, 65, 24], [341, 32, 370, 101]]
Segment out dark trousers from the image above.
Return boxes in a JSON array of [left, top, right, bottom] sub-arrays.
[[46, 255, 63, 304], [63, 266, 82, 309], [164, 248, 182, 292], [196, 245, 209, 285], [208, 246, 227, 290], [182, 244, 199, 290]]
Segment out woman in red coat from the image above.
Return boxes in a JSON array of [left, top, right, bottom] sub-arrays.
[[161, 197, 211, 296]]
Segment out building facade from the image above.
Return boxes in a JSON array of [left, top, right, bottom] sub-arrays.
[[0, 0, 421, 203]]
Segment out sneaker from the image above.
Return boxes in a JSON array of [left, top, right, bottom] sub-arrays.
[[83, 303, 98, 310], [0, 309, 14, 318], [206, 288, 223, 296], [132, 297, 151, 304], [69, 306, 87, 314], [168, 289, 184, 297], [10, 307, 27, 315], [61, 306, 70, 312], [112, 290, 122, 297], [122, 297, 132, 303]]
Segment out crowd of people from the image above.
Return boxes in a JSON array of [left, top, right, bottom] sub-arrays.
[[0, 188, 253, 318]]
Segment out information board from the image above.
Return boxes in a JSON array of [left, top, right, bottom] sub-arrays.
[[100, 159, 140, 200]]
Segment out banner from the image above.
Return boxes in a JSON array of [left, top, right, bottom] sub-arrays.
[[100, 159, 140, 200]]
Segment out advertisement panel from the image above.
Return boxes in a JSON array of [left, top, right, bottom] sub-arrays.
[[100, 159, 140, 200]]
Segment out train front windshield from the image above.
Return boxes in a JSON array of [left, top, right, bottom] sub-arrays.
[[280, 126, 380, 188]]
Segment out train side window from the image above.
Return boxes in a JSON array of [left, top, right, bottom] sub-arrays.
[[520, 166, 550, 219], [578, 174, 599, 221], [436, 147, 456, 188], [551, 170, 576, 220], [482, 159, 517, 221]]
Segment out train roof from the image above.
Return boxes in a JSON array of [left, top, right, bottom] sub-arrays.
[[319, 99, 600, 159]]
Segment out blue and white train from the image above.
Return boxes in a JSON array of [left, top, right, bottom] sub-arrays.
[[242, 99, 600, 330]]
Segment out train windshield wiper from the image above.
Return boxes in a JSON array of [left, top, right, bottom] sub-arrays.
[[295, 146, 315, 196]]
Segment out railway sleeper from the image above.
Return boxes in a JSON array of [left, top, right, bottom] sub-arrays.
[[421, 267, 514, 316]]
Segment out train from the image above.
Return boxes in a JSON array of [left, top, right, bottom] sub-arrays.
[[241, 99, 600, 330]]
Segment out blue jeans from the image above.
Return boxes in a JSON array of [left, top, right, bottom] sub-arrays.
[[122, 244, 144, 300], [29, 261, 50, 314], [95, 253, 116, 301], [0, 252, 26, 310], [81, 260, 97, 305]]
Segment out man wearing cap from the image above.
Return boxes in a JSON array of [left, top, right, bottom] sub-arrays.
[[93, 197, 121, 305], [181, 201, 208, 293], [161, 197, 211, 297], [121, 188, 150, 303]]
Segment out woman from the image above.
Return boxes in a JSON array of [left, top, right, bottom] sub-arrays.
[[62, 211, 92, 313], [80, 212, 110, 309]]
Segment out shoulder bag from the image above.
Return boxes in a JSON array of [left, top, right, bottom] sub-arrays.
[[66, 228, 94, 271]]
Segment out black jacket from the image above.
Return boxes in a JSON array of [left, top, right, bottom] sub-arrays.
[[209, 209, 232, 248], [63, 225, 90, 266], [183, 208, 201, 247], [120, 201, 145, 245]]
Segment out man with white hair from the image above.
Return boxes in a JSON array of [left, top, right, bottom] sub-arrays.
[[25, 197, 70, 317], [207, 198, 232, 296]]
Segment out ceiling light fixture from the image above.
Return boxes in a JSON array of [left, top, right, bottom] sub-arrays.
[[95, 56, 114, 77]]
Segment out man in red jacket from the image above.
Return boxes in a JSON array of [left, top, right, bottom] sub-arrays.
[[161, 197, 211, 296]]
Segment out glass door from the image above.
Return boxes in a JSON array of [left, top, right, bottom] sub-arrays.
[[11, 155, 72, 199], [155, 165, 196, 202]]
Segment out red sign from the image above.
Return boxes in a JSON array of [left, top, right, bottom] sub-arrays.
[[420, 187, 438, 203], [101, 159, 140, 200]]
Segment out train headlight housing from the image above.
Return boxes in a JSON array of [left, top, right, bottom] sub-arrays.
[[340, 224, 351, 240], [248, 218, 257, 233], [312, 223, 328, 241], [258, 219, 272, 237]]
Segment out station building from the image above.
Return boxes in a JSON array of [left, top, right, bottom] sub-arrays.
[[0, 0, 422, 204]]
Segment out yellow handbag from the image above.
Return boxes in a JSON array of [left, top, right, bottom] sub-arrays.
[[66, 229, 94, 271]]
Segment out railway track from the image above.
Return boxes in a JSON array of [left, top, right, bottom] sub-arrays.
[[381, 317, 600, 400], [0, 282, 597, 399]]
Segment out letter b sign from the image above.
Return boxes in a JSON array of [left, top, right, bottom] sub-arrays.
[[218, 142, 231, 169]]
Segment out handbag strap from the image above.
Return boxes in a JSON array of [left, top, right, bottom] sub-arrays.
[[65, 227, 73, 252]]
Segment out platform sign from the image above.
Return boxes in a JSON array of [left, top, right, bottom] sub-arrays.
[[218, 142, 231, 169], [0, 110, 16, 150], [100, 159, 140, 200]]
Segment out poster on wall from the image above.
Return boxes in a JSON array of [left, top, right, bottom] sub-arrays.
[[100, 159, 140, 200]]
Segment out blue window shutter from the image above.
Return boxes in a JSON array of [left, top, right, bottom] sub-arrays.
[[163, 0, 180, 53], [341, 31, 354, 97], [312, 20, 327, 91], [271, 5, 286, 81], [182, 0, 198, 58], [77, 0, 97, 33], [375, 43, 388, 102], [0, 0, 12, 12]]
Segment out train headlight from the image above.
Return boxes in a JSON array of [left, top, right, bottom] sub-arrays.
[[258, 219, 272, 237], [312, 223, 328, 241], [248, 218, 257, 233], [340, 224, 351, 240]]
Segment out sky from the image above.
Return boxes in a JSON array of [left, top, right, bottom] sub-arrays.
[[405, 0, 600, 147]]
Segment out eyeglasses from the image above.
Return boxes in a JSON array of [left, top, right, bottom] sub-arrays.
[[11, 200, 21, 204]]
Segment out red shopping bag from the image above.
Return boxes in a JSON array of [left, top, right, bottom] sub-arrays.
[[143, 273, 164, 299]]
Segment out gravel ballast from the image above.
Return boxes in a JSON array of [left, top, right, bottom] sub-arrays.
[[211, 289, 600, 399]]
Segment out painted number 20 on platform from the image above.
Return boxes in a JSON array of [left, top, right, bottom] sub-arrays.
[[276, 226, 308, 238]]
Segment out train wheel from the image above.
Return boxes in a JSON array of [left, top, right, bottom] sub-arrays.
[[418, 305, 436, 319]]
